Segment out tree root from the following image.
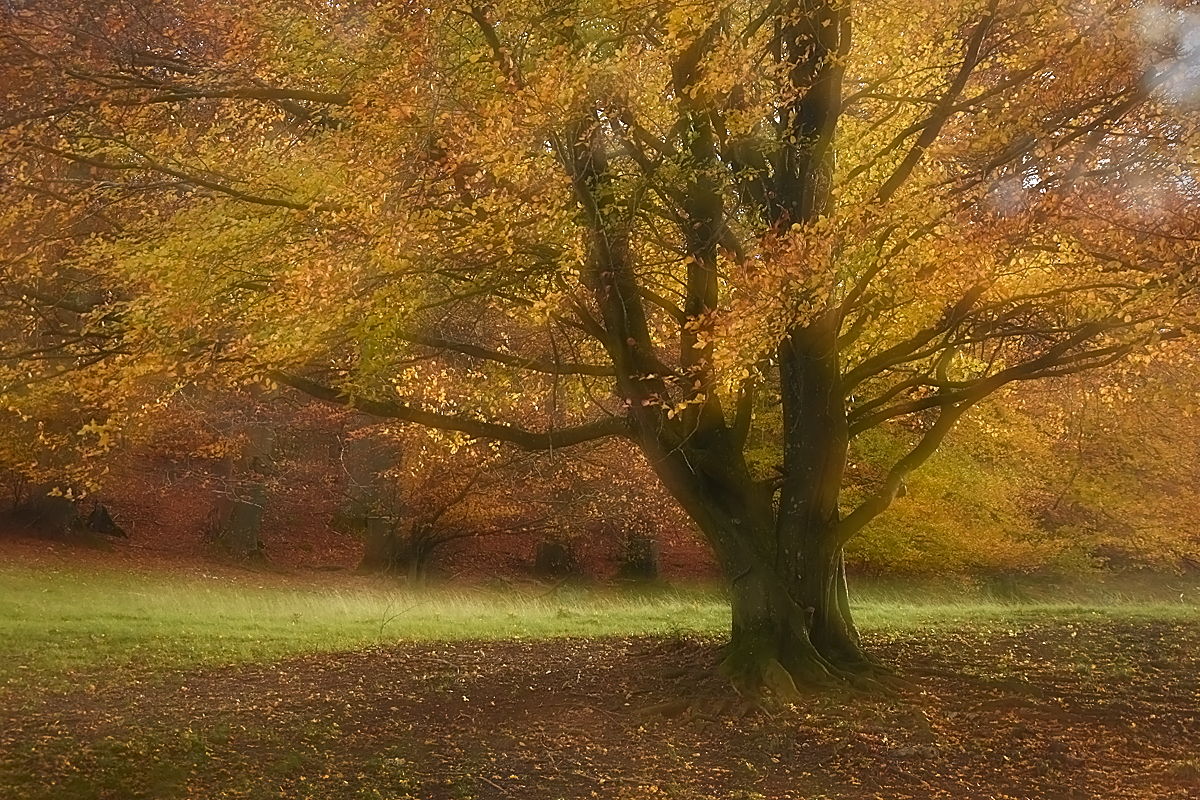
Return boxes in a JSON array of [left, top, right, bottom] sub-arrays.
[[637, 698, 692, 719], [762, 658, 804, 702], [724, 651, 854, 701], [721, 634, 911, 702]]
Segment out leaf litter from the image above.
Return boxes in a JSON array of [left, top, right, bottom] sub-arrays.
[[2, 619, 1198, 798]]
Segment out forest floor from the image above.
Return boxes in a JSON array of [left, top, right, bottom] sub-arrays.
[[4, 622, 1200, 799], [2, 546, 1199, 798]]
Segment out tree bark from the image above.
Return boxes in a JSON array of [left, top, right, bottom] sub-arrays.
[[356, 518, 442, 580], [637, 417, 873, 694], [208, 424, 273, 562], [209, 484, 268, 562], [776, 317, 872, 673], [718, 523, 872, 695], [626, 308, 880, 694], [680, 0, 868, 695]]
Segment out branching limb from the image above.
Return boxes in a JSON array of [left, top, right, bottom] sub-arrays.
[[842, 283, 988, 393], [26, 143, 335, 211], [732, 371, 758, 451], [871, 0, 999, 205], [1, 85, 350, 132], [838, 400, 971, 543], [271, 372, 632, 451]]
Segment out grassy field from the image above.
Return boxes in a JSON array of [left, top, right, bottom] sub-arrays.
[[2, 562, 1197, 700], [3, 562, 1200, 799], [0, 564, 735, 698]]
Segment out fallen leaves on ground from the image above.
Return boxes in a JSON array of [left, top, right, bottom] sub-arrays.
[[2, 618, 1198, 799]]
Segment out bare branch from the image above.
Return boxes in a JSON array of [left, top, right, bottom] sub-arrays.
[[25, 143, 336, 211]]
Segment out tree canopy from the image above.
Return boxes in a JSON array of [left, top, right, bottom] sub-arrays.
[[4, 0, 1200, 692]]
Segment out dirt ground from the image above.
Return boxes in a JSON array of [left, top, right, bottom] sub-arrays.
[[3, 614, 1199, 799]]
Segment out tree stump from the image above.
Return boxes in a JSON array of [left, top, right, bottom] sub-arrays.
[[356, 516, 408, 574], [534, 540, 578, 579], [617, 532, 660, 582]]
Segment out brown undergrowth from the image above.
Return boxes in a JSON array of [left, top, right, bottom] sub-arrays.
[[3, 618, 1198, 799]]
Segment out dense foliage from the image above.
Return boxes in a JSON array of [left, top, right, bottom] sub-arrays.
[[4, 0, 1200, 690]]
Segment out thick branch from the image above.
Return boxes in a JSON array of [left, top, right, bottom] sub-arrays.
[[464, 5, 522, 88], [1, 85, 350, 131], [731, 373, 756, 451], [26, 144, 335, 211], [839, 324, 1139, 534], [837, 400, 969, 543], [271, 372, 632, 451], [842, 283, 988, 392], [637, 286, 687, 324], [847, 321, 1117, 436], [872, 0, 999, 205], [7, 286, 102, 315]]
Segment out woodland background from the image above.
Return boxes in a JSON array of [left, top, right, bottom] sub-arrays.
[[5, 366, 1199, 586], [3, 0, 1200, 588]]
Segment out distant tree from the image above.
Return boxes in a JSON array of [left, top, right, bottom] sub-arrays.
[[348, 426, 685, 580], [1021, 342, 1200, 573], [6, 0, 1200, 694]]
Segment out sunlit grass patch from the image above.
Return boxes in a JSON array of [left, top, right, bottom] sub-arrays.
[[850, 574, 1200, 633], [0, 564, 729, 697], [2, 562, 1198, 700]]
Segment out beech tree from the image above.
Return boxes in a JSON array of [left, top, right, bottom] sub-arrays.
[[5, 0, 1200, 692]]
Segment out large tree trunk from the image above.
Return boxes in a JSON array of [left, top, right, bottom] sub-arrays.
[[691, 0, 859, 695], [356, 518, 441, 581], [774, 317, 873, 675], [210, 484, 268, 562], [717, 522, 873, 696], [356, 516, 407, 574], [641, 459, 872, 694], [640, 315, 878, 695], [208, 424, 273, 563]]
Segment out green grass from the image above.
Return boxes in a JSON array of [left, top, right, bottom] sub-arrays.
[[851, 573, 1200, 631], [0, 564, 729, 697], [1, 563, 1197, 699], [3, 564, 1199, 800], [855, 599, 1200, 633]]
